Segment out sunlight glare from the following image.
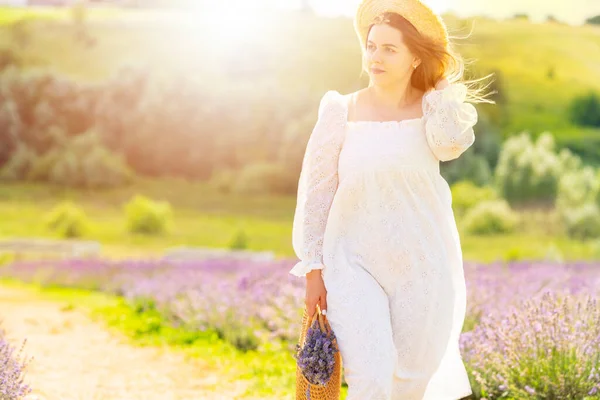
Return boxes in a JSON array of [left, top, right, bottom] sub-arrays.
[[189, 1, 274, 46]]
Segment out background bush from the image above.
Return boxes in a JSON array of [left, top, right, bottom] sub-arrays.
[[231, 162, 297, 196], [463, 199, 519, 235], [124, 195, 172, 235], [569, 91, 600, 127], [451, 180, 499, 217], [494, 133, 579, 206], [45, 201, 90, 238], [560, 203, 600, 240]]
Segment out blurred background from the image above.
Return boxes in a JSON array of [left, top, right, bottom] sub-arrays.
[[0, 1, 600, 399]]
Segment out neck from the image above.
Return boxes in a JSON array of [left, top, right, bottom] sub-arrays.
[[368, 78, 416, 109]]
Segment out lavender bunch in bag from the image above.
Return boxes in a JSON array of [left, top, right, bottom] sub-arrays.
[[294, 316, 339, 387]]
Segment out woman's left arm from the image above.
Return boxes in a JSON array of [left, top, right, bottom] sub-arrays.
[[422, 79, 478, 162]]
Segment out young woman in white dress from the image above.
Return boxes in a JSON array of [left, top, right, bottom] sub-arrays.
[[290, 0, 493, 399]]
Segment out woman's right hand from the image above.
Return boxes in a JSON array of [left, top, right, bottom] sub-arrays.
[[305, 269, 328, 319]]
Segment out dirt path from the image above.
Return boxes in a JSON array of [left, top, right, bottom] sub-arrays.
[[0, 284, 248, 400]]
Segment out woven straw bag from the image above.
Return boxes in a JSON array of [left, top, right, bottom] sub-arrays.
[[295, 304, 342, 400]]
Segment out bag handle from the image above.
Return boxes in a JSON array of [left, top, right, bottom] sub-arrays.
[[309, 304, 330, 334]]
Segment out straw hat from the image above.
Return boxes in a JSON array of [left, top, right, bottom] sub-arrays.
[[354, 0, 449, 49]]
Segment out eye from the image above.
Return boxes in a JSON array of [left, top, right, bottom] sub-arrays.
[[386, 47, 396, 53], [367, 44, 376, 51]]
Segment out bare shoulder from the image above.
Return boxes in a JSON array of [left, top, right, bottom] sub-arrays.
[[343, 88, 369, 120]]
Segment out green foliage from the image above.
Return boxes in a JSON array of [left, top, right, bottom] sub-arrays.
[[229, 228, 249, 250], [569, 91, 600, 127], [503, 246, 526, 262], [29, 128, 134, 188], [0, 10, 599, 176], [450, 180, 498, 217], [0, 144, 36, 181], [555, 162, 600, 240], [586, 15, 600, 25], [560, 203, 600, 240], [556, 166, 600, 210], [45, 201, 90, 238], [494, 132, 578, 206], [463, 199, 519, 235], [124, 195, 172, 235], [232, 162, 296, 196]]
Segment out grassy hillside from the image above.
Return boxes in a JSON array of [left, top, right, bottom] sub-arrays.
[[0, 6, 598, 157]]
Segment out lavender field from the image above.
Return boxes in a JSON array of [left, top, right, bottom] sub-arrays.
[[0, 326, 32, 400], [1, 257, 600, 399]]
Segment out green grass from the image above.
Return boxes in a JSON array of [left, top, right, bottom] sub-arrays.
[[0, 277, 331, 398], [0, 180, 599, 262], [0, 179, 296, 258]]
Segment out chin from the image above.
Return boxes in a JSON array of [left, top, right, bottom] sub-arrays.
[[369, 74, 390, 83], [370, 75, 396, 87]]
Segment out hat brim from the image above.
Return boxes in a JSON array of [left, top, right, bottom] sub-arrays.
[[354, 0, 448, 49]]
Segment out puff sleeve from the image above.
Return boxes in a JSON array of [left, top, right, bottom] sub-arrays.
[[289, 91, 346, 277], [423, 83, 478, 162]]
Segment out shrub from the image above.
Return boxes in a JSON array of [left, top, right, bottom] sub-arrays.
[[450, 180, 498, 217], [229, 228, 249, 250], [30, 128, 134, 188], [125, 195, 172, 235], [556, 166, 600, 239], [494, 132, 573, 206], [232, 162, 295, 195], [570, 91, 600, 127], [561, 203, 600, 240], [45, 201, 90, 239], [463, 199, 519, 235], [503, 246, 526, 262], [556, 166, 600, 210], [0, 144, 37, 181]]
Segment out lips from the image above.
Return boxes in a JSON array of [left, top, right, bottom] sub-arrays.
[[370, 68, 385, 74]]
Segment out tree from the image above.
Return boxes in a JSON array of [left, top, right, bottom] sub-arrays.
[[586, 15, 600, 25]]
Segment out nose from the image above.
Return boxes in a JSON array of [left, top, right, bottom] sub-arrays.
[[369, 48, 383, 64]]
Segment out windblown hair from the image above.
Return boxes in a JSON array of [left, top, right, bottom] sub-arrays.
[[364, 12, 495, 104]]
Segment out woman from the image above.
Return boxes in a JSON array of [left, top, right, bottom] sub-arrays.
[[290, 0, 493, 399]]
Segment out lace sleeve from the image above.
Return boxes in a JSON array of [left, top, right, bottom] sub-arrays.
[[290, 91, 346, 277], [422, 83, 478, 162]]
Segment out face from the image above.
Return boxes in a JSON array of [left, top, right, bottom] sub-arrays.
[[364, 23, 420, 85]]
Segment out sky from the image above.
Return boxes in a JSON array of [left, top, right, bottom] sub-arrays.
[[279, 0, 600, 26]]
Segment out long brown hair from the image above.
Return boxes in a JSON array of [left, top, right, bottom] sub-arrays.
[[364, 12, 495, 104]]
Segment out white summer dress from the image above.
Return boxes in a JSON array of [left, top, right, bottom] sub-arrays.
[[290, 83, 478, 400]]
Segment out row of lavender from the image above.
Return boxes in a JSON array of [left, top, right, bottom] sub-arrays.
[[1, 258, 600, 398], [0, 327, 32, 399]]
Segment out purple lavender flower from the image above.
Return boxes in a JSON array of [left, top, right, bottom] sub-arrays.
[[0, 329, 32, 400], [4, 255, 600, 397], [294, 317, 339, 387], [461, 291, 600, 398]]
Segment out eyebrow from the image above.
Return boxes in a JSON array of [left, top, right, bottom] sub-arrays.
[[367, 40, 398, 48]]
